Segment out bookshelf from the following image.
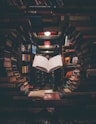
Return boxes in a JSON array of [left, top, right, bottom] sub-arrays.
[[0, 37, 18, 86], [70, 28, 96, 78], [61, 44, 81, 95], [21, 43, 31, 82], [0, 35, 34, 100]]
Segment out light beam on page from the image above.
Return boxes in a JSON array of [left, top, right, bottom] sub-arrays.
[[32, 54, 63, 73]]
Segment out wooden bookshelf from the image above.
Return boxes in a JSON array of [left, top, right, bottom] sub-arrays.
[[21, 43, 31, 82]]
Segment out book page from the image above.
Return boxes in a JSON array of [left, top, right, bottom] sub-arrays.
[[32, 55, 49, 72], [48, 55, 63, 72], [28, 89, 53, 98]]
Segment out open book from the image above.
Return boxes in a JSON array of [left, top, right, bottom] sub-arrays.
[[32, 54, 63, 73]]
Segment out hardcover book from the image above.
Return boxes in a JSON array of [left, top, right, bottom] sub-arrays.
[[32, 54, 63, 73]]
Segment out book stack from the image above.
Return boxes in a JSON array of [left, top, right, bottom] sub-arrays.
[[0, 39, 16, 88], [33, 69, 54, 89], [0, 37, 28, 89], [63, 69, 80, 95], [0, 36, 35, 100], [21, 44, 31, 82], [74, 36, 96, 77]]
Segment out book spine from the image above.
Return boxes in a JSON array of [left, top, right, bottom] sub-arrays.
[[22, 66, 24, 74], [7, 71, 14, 77], [47, 0, 53, 6], [51, 0, 58, 7], [6, 40, 12, 48], [22, 54, 25, 61], [35, 0, 39, 5], [9, 76, 17, 83], [28, 54, 30, 61], [22, 65, 29, 74], [58, 0, 64, 6], [0, 83, 16, 88], [42, 0, 47, 6], [0, 50, 11, 59], [56, 0, 61, 7], [22, 54, 30, 61], [4, 60, 12, 68]]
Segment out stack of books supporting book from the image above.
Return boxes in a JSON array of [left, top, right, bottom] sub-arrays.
[[63, 69, 80, 95], [32, 68, 55, 90], [30, 54, 63, 90]]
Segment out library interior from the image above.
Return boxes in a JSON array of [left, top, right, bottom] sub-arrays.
[[0, 0, 96, 124]]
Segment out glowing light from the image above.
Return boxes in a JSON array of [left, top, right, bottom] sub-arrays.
[[44, 31, 51, 36], [44, 41, 51, 46], [45, 45, 50, 48]]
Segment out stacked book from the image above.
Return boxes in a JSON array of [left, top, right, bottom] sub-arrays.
[[63, 69, 80, 95], [0, 37, 31, 96]]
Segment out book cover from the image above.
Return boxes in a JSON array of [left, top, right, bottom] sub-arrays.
[[32, 45, 36, 54], [28, 89, 53, 97], [32, 54, 63, 73]]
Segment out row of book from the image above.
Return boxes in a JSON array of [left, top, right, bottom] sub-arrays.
[[75, 39, 96, 71], [62, 45, 78, 65], [0, 117, 96, 124], [22, 65, 30, 74], [22, 54, 31, 61], [21, 44, 32, 82], [21, 44, 31, 52], [15, 0, 64, 7], [64, 56, 78, 65], [23, 119, 96, 124], [65, 26, 96, 79], [0, 37, 33, 98]]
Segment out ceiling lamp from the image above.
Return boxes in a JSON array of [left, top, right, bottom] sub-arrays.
[[44, 31, 51, 36], [37, 31, 57, 36], [44, 41, 51, 48], [44, 41, 51, 45]]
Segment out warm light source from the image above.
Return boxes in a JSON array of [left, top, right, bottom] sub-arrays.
[[44, 31, 51, 36], [38, 31, 57, 36], [44, 41, 51, 45], [44, 41, 51, 48]]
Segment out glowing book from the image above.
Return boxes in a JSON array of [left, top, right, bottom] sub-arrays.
[[32, 54, 63, 73]]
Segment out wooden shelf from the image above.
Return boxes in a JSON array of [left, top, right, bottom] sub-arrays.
[[40, 50, 54, 54], [63, 51, 75, 55], [64, 64, 80, 68], [0, 83, 16, 88], [86, 69, 96, 76], [38, 45, 56, 49]]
